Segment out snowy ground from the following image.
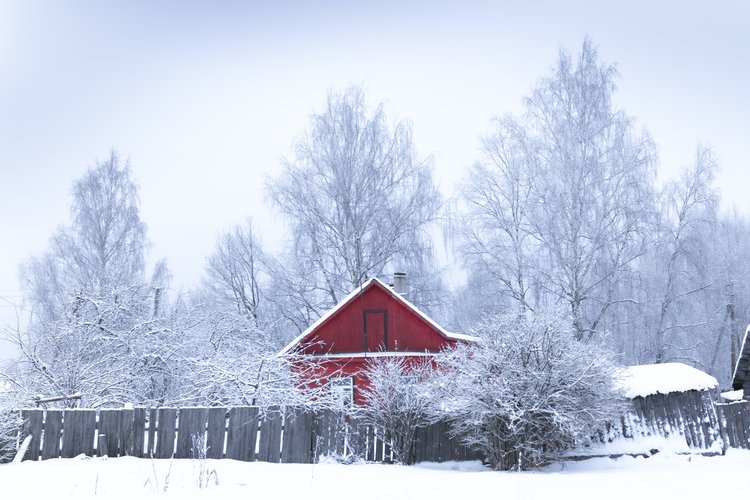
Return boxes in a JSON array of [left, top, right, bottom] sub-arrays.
[[1, 450, 747, 499]]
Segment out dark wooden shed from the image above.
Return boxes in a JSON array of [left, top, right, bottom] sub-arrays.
[[731, 325, 750, 398]]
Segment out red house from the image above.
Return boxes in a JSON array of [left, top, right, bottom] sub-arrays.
[[279, 273, 475, 405]]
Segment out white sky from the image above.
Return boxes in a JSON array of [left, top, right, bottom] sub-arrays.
[[1, 0, 748, 357]]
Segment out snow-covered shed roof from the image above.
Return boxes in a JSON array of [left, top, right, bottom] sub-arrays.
[[720, 389, 744, 402], [279, 277, 476, 356], [618, 363, 718, 399]]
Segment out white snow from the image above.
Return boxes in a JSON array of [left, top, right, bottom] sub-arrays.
[[720, 389, 744, 401], [618, 363, 718, 398], [573, 432, 721, 457], [1, 451, 749, 499]]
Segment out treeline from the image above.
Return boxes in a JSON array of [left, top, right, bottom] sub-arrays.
[[1, 39, 747, 414]]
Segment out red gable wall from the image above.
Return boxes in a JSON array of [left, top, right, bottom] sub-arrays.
[[295, 281, 456, 355]]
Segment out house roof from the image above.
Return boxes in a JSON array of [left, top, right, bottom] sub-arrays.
[[279, 277, 475, 356], [731, 325, 750, 390]]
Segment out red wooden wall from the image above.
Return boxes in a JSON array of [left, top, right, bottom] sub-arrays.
[[297, 281, 456, 355]]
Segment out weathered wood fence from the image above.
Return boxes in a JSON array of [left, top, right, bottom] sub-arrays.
[[715, 400, 750, 449], [595, 390, 724, 451], [16, 406, 478, 463], [11, 396, 748, 464]]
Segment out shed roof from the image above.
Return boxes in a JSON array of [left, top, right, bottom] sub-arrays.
[[618, 363, 718, 398], [279, 277, 476, 356]]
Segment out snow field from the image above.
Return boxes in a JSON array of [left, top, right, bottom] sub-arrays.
[[1, 450, 748, 499]]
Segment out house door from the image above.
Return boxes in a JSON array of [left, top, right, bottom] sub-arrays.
[[363, 310, 388, 352]]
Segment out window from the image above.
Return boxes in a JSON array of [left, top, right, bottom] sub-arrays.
[[328, 376, 354, 408]]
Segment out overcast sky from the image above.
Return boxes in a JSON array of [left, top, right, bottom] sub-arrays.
[[1, 0, 748, 352]]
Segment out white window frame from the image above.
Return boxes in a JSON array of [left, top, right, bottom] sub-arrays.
[[328, 376, 354, 409]]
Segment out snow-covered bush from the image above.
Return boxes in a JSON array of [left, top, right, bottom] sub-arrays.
[[432, 311, 625, 470], [0, 390, 22, 463], [357, 357, 435, 464]]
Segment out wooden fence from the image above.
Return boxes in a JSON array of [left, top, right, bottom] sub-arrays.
[[715, 400, 750, 449], [16, 406, 479, 463], [12, 397, 748, 464], [594, 390, 724, 451]]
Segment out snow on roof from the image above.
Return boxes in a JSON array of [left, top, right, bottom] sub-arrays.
[[721, 389, 744, 401], [279, 277, 476, 355], [618, 363, 718, 399]]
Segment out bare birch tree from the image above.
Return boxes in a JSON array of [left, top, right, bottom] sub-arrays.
[[5, 152, 175, 406], [459, 115, 541, 317], [459, 40, 656, 341], [644, 148, 718, 364], [267, 86, 442, 331], [528, 40, 656, 341], [203, 219, 265, 322]]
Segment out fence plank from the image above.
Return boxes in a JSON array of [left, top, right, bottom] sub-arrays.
[[687, 392, 703, 448], [411, 425, 422, 463], [226, 406, 258, 461], [132, 408, 146, 457], [175, 407, 208, 458], [740, 402, 750, 448], [155, 408, 177, 459], [97, 434, 108, 457], [281, 407, 295, 463], [119, 409, 134, 456], [80, 410, 96, 457], [687, 392, 704, 448], [61, 409, 95, 458], [365, 424, 375, 462], [146, 408, 157, 457], [258, 406, 282, 463], [41, 410, 62, 460], [21, 409, 43, 461], [295, 407, 315, 463], [730, 403, 742, 448], [60, 410, 76, 458], [206, 407, 227, 459], [347, 416, 365, 460], [717, 404, 730, 448], [99, 409, 122, 457], [312, 409, 333, 461], [717, 402, 739, 448], [374, 428, 384, 462]]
